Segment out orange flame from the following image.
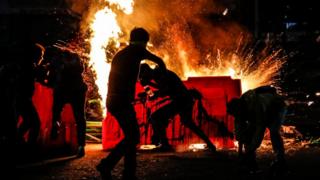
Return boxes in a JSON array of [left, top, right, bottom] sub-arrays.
[[88, 0, 134, 117], [85, 0, 286, 116]]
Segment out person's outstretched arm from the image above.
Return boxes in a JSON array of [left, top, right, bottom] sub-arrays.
[[144, 51, 166, 71]]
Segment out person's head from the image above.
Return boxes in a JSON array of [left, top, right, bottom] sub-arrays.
[[21, 42, 45, 65], [34, 43, 45, 65], [129, 27, 149, 47]]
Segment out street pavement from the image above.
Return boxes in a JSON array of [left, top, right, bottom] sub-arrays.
[[14, 143, 320, 180]]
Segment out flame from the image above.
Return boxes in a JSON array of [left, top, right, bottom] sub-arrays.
[[161, 44, 285, 93], [107, 0, 134, 14], [88, 0, 134, 117], [157, 31, 286, 93], [85, 0, 286, 117]]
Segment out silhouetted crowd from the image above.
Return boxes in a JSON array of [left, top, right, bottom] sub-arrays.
[[0, 40, 88, 171]]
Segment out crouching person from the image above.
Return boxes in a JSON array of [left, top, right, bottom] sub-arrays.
[[227, 86, 287, 175]]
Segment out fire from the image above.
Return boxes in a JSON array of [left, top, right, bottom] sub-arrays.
[[107, 0, 134, 14], [88, 0, 134, 117], [157, 32, 286, 93], [85, 0, 286, 117]]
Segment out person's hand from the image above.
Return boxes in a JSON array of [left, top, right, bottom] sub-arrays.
[[148, 90, 159, 100]]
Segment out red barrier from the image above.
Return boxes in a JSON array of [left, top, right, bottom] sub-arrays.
[[102, 76, 241, 150]]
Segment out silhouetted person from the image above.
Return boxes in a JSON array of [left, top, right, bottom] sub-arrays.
[[96, 27, 166, 180], [49, 50, 87, 157], [138, 64, 217, 152], [227, 86, 287, 175], [16, 42, 44, 146]]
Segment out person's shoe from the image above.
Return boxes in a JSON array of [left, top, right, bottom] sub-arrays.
[[96, 163, 112, 180], [77, 146, 85, 157], [269, 159, 288, 177]]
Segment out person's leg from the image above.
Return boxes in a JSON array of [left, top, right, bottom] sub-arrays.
[[16, 98, 28, 142], [16, 98, 40, 145], [97, 104, 140, 179], [180, 103, 216, 152], [269, 123, 285, 162], [268, 119, 287, 175], [243, 148, 259, 173], [71, 91, 87, 156], [118, 106, 140, 179], [51, 91, 65, 139], [242, 124, 265, 173], [150, 103, 175, 148], [24, 100, 40, 145]]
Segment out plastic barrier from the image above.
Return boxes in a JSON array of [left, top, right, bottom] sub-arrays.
[[102, 76, 241, 150]]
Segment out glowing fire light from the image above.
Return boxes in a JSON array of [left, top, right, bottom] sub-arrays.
[[107, 0, 134, 14], [88, 0, 134, 117], [139, 144, 157, 150], [86, 0, 286, 117], [188, 143, 207, 152]]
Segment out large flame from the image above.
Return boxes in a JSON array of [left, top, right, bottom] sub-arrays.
[[88, 0, 134, 116], [85, 0, 286, 117]]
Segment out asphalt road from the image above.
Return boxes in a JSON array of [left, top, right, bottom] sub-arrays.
[[13, 143, 320, 180]]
